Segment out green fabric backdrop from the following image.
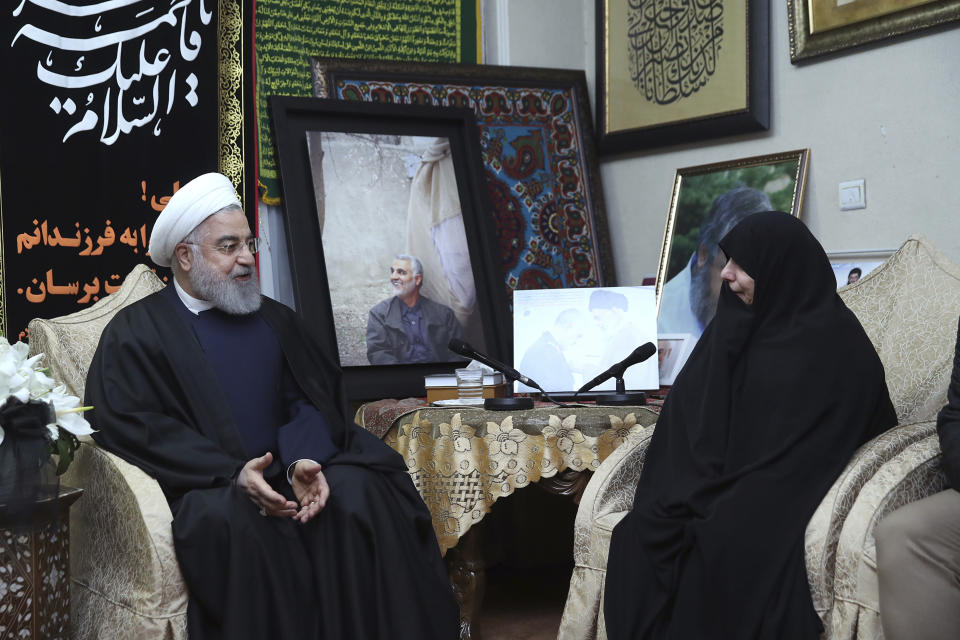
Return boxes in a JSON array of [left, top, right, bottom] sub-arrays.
[[255, 0, 479, 203]]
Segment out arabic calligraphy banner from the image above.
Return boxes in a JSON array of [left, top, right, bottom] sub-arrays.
[[0, 0, 255, 340], [254, 0, 480, 203]]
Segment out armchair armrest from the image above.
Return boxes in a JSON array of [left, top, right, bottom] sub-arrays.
[[62, 441, 187, 640], [805, 421, 936, 628], [577, 424, 657, 569], [560, 423, 656, 640], [805, 422, 936, 628], [827, 432, 947, 640]]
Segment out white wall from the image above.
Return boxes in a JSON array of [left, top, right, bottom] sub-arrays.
[[489, 0, 960, 285]]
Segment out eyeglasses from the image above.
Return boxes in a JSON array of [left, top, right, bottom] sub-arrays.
[[184, 237, 259, 257]]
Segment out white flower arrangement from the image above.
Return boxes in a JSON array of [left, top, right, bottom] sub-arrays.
[[0, 339, 93, 473]]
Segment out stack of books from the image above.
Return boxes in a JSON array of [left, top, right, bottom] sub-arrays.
[[423, 372, 507, 403]]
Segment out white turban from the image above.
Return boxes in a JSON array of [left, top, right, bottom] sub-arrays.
[[149, 172, 242, 267]]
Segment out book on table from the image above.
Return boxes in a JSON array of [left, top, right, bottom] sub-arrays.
[[424, 372, 507, 403], [423, 372, 504, 387]]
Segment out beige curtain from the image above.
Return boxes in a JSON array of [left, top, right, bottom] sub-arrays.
[[406, 137, 484, 346]]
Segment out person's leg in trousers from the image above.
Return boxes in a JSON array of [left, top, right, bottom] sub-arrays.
[[876, 489, 960, 640]]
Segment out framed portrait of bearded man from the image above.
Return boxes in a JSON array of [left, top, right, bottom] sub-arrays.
[[655, 149, 810, 375], [271, 97, 511, 401]]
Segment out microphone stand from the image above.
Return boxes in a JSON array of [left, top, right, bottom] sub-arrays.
[[596, 376, 647, 407], [485, 372, 534, 411], [571, 372, 648, 407]]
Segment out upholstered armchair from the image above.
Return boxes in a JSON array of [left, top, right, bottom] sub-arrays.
[[27, 265, 188, 640], [559, 234, 960, 640]]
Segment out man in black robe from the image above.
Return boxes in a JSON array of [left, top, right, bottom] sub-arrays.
[[603, 211, 897, 639], [86, 173, 458, 639]]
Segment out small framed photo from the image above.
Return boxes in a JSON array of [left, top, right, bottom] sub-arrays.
[[657, 333, 697, 386], [512, 286, 659, 394], [271, 97, 511, 401], [827, 250, 896, 290]]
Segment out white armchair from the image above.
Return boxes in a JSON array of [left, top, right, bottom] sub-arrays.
[[28, 265, 188, 640]]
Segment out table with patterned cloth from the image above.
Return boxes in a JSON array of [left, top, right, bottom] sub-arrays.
[[357, 401, 660, 638], [376, 404, 659, 554]]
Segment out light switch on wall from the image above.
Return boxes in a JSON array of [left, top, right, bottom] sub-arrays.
[[839, 179, 866, 210]]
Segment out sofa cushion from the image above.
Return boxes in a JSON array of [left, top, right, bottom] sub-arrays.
[[839, 234, 960, 424], [27, 264, 165, 399]]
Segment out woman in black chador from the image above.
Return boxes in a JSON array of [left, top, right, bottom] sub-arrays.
[[603, 211, 896, 639]]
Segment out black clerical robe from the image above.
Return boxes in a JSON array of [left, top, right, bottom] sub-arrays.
[[86, 285, 458, 639]]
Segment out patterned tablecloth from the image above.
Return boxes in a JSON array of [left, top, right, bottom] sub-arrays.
[[374, 404, 661, 554]]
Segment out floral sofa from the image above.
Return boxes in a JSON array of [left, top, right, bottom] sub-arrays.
[[27, 265, 187, 640], [558, 234, 960, 640]]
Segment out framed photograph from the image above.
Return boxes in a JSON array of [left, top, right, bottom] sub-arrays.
[[657, 334, 697, 386], [512, 286, 659, 395], [271, 96, 511, 401], [828, 249, 896, 289], [788, 0, 960, 62], [595, 0, 770, 154], [310, 57, 614, 295], [656, 149, 810, 347]]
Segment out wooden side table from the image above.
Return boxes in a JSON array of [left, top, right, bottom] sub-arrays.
[[0, 486, 83, 640]]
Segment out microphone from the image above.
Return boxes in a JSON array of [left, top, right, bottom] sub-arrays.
[[576, 342, 657, 395], [447, 339, 543, 391]]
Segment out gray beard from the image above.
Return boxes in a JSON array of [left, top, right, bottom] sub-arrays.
[[189, 251, 262, 315], [689, 260, 716, 329]]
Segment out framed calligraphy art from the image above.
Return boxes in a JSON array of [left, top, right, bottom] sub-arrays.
[[271, 96, 511, 401], [0, 0, 257, 340], [656, 149, 810, 368], [788, 0, 960, 62], [595, 0, 770, 154], [310, 57, 614, 298]]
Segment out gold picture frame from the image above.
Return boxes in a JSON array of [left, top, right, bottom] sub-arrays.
[[656, 150, 810, 335], [788, 0, 960, 62]]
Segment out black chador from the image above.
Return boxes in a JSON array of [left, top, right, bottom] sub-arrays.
[[603, 212, 896, 639], [87, 285, 458, 639]]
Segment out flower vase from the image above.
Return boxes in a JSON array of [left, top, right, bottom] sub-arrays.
[[0, 397, 59, 527]]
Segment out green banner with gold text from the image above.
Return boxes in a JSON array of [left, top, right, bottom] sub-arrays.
[[255, 0, 479, 203]]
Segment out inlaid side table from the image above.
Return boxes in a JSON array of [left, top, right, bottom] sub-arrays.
[[1, 486, 83, 640]]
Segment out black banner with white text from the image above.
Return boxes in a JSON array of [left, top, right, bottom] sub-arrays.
[[0, 0, 254, 340]]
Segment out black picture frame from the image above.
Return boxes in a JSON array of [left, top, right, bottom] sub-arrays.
[[270, 96, 511, 401], [595, 0, 770, 155], [310, 57, 615, 292]]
